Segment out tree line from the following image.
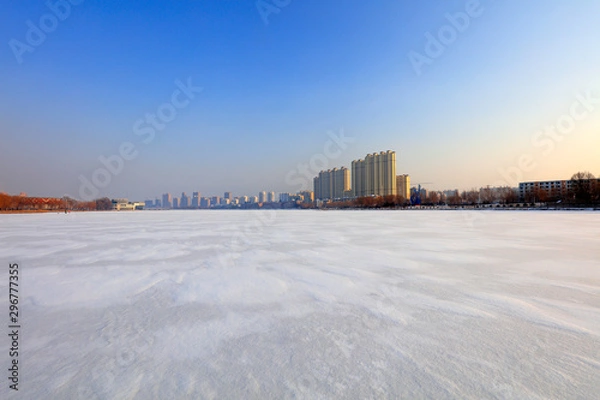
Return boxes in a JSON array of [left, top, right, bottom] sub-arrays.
[[0, 194, 113, 212]]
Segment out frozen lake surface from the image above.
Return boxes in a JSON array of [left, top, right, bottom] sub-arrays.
[[1, 210, 599, 399]]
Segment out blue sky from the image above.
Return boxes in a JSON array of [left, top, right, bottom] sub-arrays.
[[1, 0, 599, 200]]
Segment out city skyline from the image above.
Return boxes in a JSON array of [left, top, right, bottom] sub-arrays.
[[1, 1, 600, 200], [3, 155, 599, 204]]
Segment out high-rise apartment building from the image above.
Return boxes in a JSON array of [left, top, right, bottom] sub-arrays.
[[396, 174, 410, 199], [224, 192, 232, 200], [314, 167, 351, 200], [162, 193, 172, 209], [267, 191, 276, 202], [352, 150, 396, 197], [180, 192, 190, 208], [299, 190, 314, 203], [258, 191, 267, 203], [192, 192, 201, 208], [200, 197, 211, 208], [173, 197, 179, 208], [279, 193, 290, 202]]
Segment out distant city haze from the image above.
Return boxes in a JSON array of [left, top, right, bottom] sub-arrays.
[[1, 0, 599, 200]]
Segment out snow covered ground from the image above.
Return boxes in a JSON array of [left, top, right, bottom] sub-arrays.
[[1, 210, 599, 399]]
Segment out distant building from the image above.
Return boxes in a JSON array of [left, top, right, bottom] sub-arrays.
[[145, 200, 154, 208], [224, 192, 232, 200], [258, 191, 267, 203], [249, 196, 259, 204], [299, 191, 314, 203], [173, 197, 179, 208], [162, 193, 172, 209], [517, 179, 593, 201], [267, 191, 276, 202], [352, 150, 396, 197], [191, 192, 200, 208], [279, 193, 291, 202], [200, 197, 211, 208], [180, 192, 190, 208], [411, 187, 427, 199], [410, 187, 427, 204], [239, 195, 248, 204], [211, 196, 220, 206], [396, 174, 410, 200], [314, 167, 351, 200], [154, 198, 161, 208], [112, 200, 144, 211], [443, 190, 458, 198]]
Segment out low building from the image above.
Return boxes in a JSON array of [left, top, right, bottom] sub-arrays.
[[519, 180, 574, 201], [112, 199, 144, 211]]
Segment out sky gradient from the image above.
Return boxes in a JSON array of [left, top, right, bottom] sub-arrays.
[[1, 0, 599, 200]]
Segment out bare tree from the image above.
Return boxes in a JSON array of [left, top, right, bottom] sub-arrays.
[[448, 191, 462, 205], [0, 193, 10, 210], [464, 189, 479, 204], [394, 195, 406, 206], [532, 188, 548, 203], [95, 197, 113, 210], [479, 187, 495, 204], [571, 171, 596, 205], [427, 191, 440, 205], [382, 195, 396, 207], [497, 186, 517, 204]]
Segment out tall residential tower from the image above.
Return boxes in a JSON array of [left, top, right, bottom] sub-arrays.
[[352, 150, 397, 197], [314, 167, 351, 200], [396, 174, 410, 200]]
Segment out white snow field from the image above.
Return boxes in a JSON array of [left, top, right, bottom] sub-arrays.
[[1, 210, 599, 399]]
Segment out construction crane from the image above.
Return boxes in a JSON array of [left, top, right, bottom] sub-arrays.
[[410, 182, 433, 205]]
